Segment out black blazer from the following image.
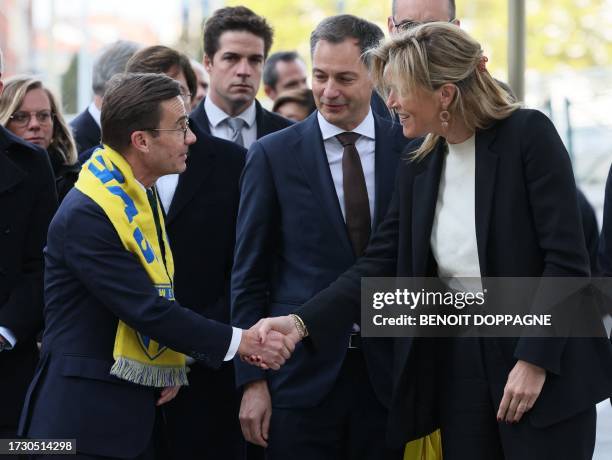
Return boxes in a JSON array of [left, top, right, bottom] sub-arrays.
[[18, 188, 234, 458], [69, 109, 101, 154], [231, 111, 409, 408], [296, 109, 612, 446], [191, 98, 293, 140], [0, 126, 57, 429]]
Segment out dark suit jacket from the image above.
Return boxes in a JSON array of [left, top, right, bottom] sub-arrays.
[[296, 109, 612, 446], [70, 109, 101, 154], [18, 188, 234, 458], [231, 111, 409, 409], [196, 98, 293, 140], [0, 126, 57, 430], [577, 189, 599, 276]]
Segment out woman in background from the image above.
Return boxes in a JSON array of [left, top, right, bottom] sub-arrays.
[[272, 88, 316, 121], [0, 76, 79, 202]]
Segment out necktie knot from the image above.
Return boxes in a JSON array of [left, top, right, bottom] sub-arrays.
[[336, 132, 360, 147], [226, 117, 246, 146]]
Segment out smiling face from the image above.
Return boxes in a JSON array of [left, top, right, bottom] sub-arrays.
[[8, 87, 54, 149], [385, 71, 441, 139], [311, 38, 373, 131], [204, 30, 265, 116]]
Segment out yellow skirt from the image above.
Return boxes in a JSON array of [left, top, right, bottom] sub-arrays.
[[403, 430, 442, 460]]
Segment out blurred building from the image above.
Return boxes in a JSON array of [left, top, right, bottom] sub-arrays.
[[0, 0, 34, 76]]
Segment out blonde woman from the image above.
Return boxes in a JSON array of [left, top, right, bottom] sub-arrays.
[[253, 23, 612, 460], [0, 76, 79, 202]]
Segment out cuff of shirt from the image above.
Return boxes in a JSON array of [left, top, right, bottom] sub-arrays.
[[224, 327, 243, 361], [0, 326, 17, 350]]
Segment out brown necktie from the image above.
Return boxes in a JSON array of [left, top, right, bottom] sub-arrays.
[[336, 132, 371, 257]]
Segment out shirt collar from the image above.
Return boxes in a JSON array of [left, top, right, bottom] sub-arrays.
[[88, 101, 101, 127], [204, 97, 257, 128], [317, 108, 375, 142]]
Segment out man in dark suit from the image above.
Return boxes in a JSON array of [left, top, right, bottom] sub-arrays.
[[231, 15, 409, 460], [0, 49, 57, 446], [198, 6, 292, 148], [18, 72, 292, 460], [71, 40, 140, 158]]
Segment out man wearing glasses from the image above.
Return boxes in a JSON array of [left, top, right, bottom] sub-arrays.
[[388, 0, 458, 34], [19, 72, 293, 460]]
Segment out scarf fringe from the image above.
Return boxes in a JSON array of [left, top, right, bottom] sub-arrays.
[[110, 357, 189, 387]]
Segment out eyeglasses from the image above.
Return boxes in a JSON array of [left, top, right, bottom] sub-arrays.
[[143, 120, 191, 141], [9, 110, 54, 127], [179, 90, 192, 105], [391, 17, 455, 31]]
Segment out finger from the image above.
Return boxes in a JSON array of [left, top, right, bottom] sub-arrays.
[[262, 407, 271, 442], [283, 335, 296, 353], [257, 320, 272, 344], [505, 395, 520, 423], [497, 389, 512, 422], [156, 387, 177, 406], [512, 400, 529, 423]]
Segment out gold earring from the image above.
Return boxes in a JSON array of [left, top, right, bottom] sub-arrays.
[[439, 110, 450, 131]]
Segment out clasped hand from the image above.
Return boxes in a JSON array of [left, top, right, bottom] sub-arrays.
[[238, 316, 302, 369]]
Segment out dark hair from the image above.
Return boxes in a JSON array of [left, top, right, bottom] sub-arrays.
[[272, 88, 316, 115], [203, 6, 274, 59], [125, 46, 197, 101], [310, 15, 384, 66], [263, 51, 301, 88], [391, 0, 456, 21], [101, 73, 181, 152], [92, 40, 141, 96]]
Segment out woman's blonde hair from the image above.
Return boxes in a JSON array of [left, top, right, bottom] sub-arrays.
[[0, 76, 77, 166], [368, 22, 520, 159]]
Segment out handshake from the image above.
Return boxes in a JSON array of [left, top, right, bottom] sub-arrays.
[[236, 315, 306, 370]]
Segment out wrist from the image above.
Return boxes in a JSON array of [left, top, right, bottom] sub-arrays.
[[289, 314, 308, 338], [245, 379, 268, 391]]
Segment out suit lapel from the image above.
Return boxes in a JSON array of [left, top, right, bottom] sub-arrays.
[[412, 142, 445, 275], [474, 127, 499, 276], [190, 100, 212, 136], [255, 101, 271, 139], [293, 114, 353, 255], [165, 133, 215, 225], [373, 116, 401, 228]]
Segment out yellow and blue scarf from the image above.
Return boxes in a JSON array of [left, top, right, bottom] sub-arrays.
[[76, 145, 187, 387]]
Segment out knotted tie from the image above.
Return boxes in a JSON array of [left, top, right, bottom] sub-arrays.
[[336, 132, 370, 257], [226, 117, 246, 147]]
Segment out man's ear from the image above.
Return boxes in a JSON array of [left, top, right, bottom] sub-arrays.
[[203, 54, 213, 73], [130, 130, 150, 154], [263, 85, 276, 100], [387, 16, 395, 35]]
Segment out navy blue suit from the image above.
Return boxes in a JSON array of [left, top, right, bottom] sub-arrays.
[[231, 111, 409, 458], [18, 187, 234, 459], [0, 127, 56, 438], [296, 109, 612, 459], [70, 109, 101, 155]]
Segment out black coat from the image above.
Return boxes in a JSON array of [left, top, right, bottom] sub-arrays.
[[297, 109, 612, 447], [0, 125, 57, 430], [69, 109, 100, 154]]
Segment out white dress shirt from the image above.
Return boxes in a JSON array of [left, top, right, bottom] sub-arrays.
[[0, 327, 16, 349], [430, 135, 482, 292], [88, 101, 101, 127], [204, 97, 257, 149], [317, 109, 376, 223]]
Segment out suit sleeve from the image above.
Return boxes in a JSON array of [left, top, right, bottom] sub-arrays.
[[513, 110, 590, 374], [63, 198, 233, 369], [0, 152, 57, 343], [296, 172, 402, 350], [231, 142, 281, 387]]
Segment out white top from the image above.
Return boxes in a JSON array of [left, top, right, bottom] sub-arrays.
[[88, 101, 101, 127], [204, 97, 257, 148], [156, 174, 179, 214], [430, 135, 482, 292], [317, 109, 376, 223]]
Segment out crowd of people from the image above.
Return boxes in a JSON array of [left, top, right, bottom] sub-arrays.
[[0, 0, 611, 459]]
